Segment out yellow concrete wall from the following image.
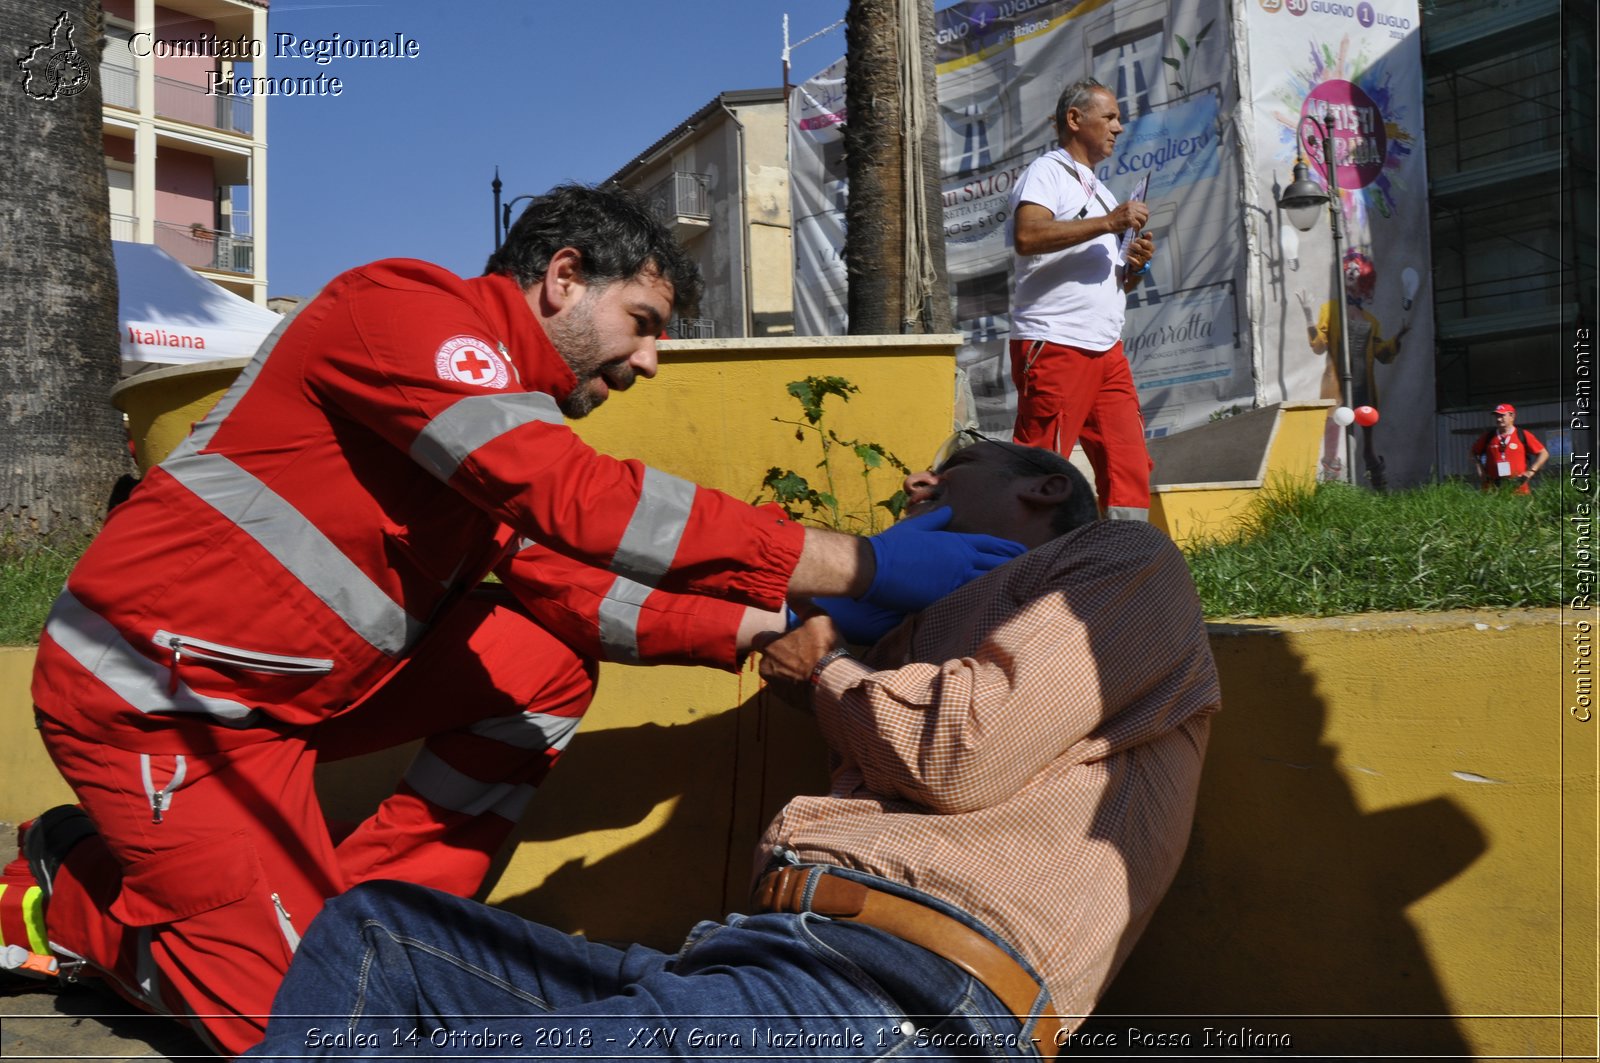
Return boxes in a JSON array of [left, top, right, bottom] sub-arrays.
[[110, 358, 251, 475], [107, 335, 962, 529], [1150, 402, 1330, 546], [1148, 484, 1259, 544], [3, 609, 1594, 1058], [471, 335, 963, 934], [574, 335, 964, 529], [1094, 608, 1596, 1061], [0, 648, 76, 811]]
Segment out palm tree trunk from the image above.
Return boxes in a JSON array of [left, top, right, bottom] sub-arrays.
[[845, 0, 950, 335], [1, 0, 129, 545]]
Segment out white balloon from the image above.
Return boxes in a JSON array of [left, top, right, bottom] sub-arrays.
[[1332, 406, 1356, 426]]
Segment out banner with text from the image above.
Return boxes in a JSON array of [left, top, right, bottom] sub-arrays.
[[791, 0, 1251, 440], [1244, 0, 1434, 487], [790, 56, 850, 338]]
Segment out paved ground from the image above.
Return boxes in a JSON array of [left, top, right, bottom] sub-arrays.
[[1, 823, 217, 1062]]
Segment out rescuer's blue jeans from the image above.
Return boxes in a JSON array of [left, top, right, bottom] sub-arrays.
[[241, 877, 1046, 1060]]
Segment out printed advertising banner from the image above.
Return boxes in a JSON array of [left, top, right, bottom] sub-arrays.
[[792, 0, 1252, 440], [791, 0, 1433, 484], [1244, 0, 1434, 487], [790, 56, 850, 338]]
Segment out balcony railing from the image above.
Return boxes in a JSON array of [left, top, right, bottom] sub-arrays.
[[645, 172, 711, 225], [667, 317, 716, 339], [102, 60, 136, 109], [110, 213, 138, 242], [153, 220, 254, 275], [154, 74, 252, 135]]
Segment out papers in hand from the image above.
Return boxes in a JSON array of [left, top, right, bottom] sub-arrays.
[[1117, 173, 1151, 263]]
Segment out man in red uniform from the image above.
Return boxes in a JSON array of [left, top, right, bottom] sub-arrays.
[[6, 184, 1022, 1056], [1471, 403, 1548, 494]]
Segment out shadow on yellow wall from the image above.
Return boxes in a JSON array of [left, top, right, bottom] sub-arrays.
[[1091, 620, 1488, 1056], [486, 693, 827, 948]]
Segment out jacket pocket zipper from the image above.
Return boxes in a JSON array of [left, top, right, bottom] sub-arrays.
[[271, 893, 301, 954], [139, 753, 187, 824], [152, 631, 334, 677]]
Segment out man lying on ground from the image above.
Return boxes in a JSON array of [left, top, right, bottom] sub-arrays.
[[241, 436, 1221, 1060]]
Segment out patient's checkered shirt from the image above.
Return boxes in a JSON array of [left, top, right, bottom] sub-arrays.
[[761, 519, 1221, 1029]]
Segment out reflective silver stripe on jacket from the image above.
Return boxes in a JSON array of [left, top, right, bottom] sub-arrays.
[[402, 748, 537, 820], [44, 591, 260, 723], [409, 392, 565, 483], [613, 466, 695, 582], [595, 577, 654, 663], [467, 709, 583, 752], [160, 450, 425, 657]]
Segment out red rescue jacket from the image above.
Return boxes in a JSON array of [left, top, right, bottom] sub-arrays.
[[33, 261, 801, 751]]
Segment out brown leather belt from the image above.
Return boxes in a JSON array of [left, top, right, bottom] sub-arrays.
[[755, 867, 1062, 1059]]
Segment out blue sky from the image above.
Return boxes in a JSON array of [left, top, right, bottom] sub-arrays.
[[263, 1, 849, 297]]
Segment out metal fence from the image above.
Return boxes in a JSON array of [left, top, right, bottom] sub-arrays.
[[645, 172, 710, 223], [154, 74, 251, 135], [667, 317, 716, 339], [153, 220, 254, 275], [102, 60, 136, 109]]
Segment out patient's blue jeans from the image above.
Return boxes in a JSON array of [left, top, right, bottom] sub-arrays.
[[242, 878, 1045, 1059]]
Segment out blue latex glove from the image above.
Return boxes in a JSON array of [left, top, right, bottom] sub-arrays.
[[812, 595, 906, 644], [864, 506, 1027, 613]]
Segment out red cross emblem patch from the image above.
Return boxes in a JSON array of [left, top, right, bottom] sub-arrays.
[[435, 335, 509, 389]]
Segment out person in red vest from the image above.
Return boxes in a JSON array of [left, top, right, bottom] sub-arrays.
[[2, 183, 1023, 1057], [1471, 403, 1548, 494]]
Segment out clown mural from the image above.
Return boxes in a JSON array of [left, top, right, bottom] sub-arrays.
[[1250, 10, 1435, 490], [1298, 249, 1412, 486]]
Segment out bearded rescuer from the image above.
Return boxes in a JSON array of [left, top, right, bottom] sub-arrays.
[[6, 183, 1024, 1056]]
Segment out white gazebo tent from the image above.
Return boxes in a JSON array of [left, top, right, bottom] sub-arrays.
[[114, 240, 279, 370]]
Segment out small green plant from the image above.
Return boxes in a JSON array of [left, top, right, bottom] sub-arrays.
[[753, 376, 910, 533]]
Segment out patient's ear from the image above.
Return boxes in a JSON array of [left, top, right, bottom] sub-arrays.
[[1018, 473, 1073, 510]]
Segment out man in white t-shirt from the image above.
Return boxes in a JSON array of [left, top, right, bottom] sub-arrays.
[[1008, 78, 1156, 521]]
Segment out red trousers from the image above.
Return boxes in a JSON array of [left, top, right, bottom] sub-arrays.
[[1009, 338, 1153, 517], [36, 589, 596, 1057]]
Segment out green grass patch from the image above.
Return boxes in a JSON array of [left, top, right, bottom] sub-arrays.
[[1185, 473, 1568, 618], [0, 538, 87, 645], [0, 474, 1574, 643]]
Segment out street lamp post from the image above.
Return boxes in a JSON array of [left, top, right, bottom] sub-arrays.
[[492, 168, 502, 251], [1277, 115, 1354, 484], [490, 168, 537, 252]]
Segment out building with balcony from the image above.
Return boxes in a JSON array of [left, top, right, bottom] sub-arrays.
[[606, 88, 794, 339], [1423, 0, 1595, 473], [101, 0, 269, 305]]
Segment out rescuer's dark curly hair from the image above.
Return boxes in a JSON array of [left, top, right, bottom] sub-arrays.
[[484, 183, 702, 317]]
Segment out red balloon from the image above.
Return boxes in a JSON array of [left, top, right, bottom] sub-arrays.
[[1353, 405, 1380, 426]]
